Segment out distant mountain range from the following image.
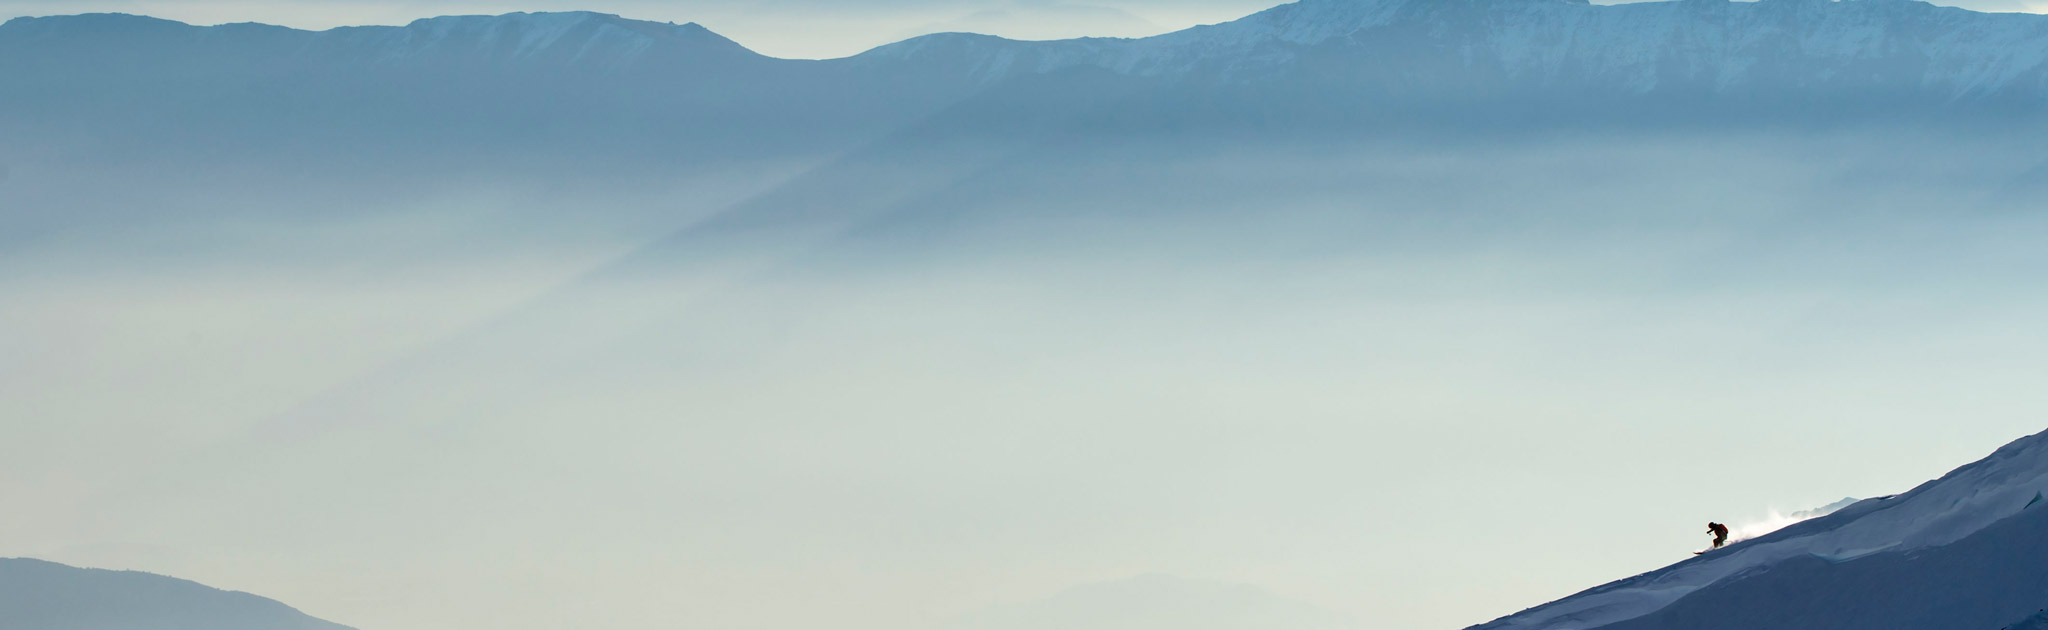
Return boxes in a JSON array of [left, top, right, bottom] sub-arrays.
[[0, 558, 351, 630], [871, 0, 2048, 99], [4, 0, 2047, 174], [14, 0, 2048, 98]]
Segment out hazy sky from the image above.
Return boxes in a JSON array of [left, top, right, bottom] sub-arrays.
[[0, 0, 2042, 58]]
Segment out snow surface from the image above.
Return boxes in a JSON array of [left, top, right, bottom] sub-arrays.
[[1471, 430, 2048, 630]]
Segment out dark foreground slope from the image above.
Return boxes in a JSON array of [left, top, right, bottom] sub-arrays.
[[1471, 430, 2048, 630], [0, 558, 352, 630]]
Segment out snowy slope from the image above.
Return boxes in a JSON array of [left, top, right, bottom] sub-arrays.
[[1468, 429, 2048, 630]]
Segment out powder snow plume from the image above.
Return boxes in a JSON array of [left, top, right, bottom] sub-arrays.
[[1730, 497, 1860, 542]]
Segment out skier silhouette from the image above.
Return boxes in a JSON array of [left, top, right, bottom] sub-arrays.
[[1706, 522, 1730, 549]]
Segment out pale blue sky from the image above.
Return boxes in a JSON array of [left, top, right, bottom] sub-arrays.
[[0, 0, 2040, 58]]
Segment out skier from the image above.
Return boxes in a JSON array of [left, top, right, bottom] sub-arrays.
[[1706, 522, 1729, 549]]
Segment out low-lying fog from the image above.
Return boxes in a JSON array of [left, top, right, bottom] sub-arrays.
[[4, 128, 2046, 629]]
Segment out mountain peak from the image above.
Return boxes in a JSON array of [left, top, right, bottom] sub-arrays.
[[857, 0, 2048, 102], [0, 12, 197, 38], [386, 11, 757, 61], [0, 10, 759, 65]]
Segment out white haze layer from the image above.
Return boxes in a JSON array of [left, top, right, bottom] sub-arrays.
[[7, 127, 2048, 630]]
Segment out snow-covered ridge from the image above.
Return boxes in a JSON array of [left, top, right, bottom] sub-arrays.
[[365, 12, 756, 64], [0, 11, 762, 68], [858, 0, 2048, 99], [8, 0, 2048, 101], [1470, 429, 2048, 630]]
